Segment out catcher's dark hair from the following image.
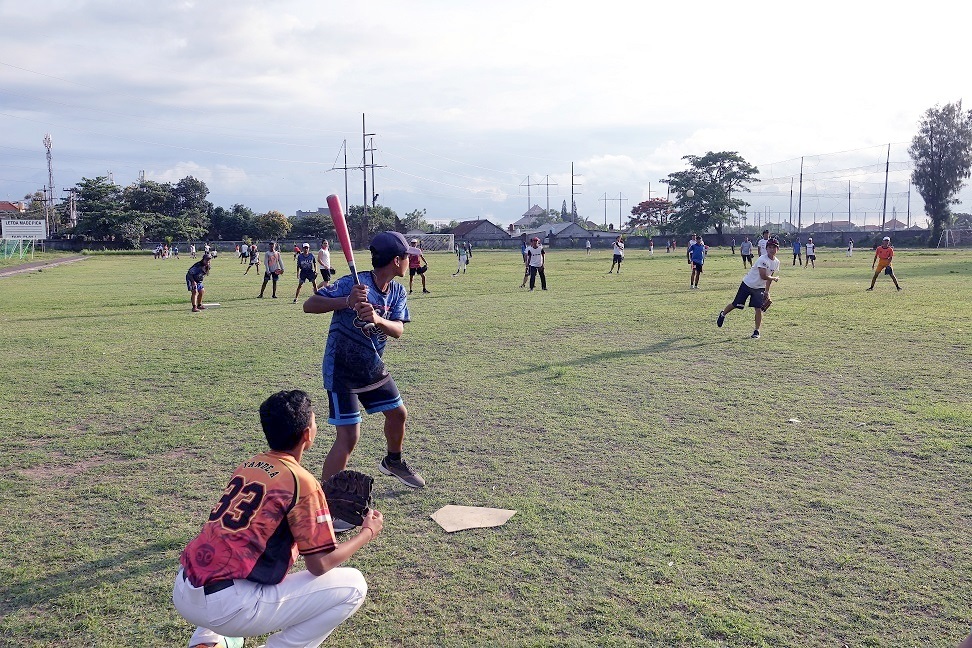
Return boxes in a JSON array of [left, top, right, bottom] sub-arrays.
[[259, 389, 313, 451]]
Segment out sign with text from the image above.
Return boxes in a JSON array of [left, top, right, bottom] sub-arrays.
[[1, 219, 47, 240]]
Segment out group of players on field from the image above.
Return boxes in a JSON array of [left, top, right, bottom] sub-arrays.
[[175, 229, 904, 647]]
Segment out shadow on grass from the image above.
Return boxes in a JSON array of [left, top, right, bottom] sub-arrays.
[[492, 336, 713, 377], [0, 538, 179, 615]]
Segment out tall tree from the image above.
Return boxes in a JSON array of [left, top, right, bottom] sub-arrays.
[[22, 191, 47, 219], [402, 208, 431, 232], [72, 176, 125, 241], [628, 198, 674, 232], [346, 204, 398, 247], [253, 210, 292, 240], [123, 180, 173, 216], [663, 151, 759, 235], [909, 101, 972, 244], [172, 176, 212, 238], [209, 204, 255, 240]]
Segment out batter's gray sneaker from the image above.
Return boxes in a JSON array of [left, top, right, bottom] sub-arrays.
[[331, 517, 356, 533], [378, 457, 426, 488]]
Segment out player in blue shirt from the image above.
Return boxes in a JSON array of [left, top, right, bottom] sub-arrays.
[[686, 234, 706, 289], [303, 231, 425, 529]]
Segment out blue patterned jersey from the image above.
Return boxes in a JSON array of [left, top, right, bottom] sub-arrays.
[[317, 272, 409, 392]]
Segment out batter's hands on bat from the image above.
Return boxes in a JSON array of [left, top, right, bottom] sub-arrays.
[[354, 300, 379, 324], [346, 284, 369, 309]]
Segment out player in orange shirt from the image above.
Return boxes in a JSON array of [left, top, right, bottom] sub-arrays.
[[172, 390, 383, 648], [867, 236, 901, 291]]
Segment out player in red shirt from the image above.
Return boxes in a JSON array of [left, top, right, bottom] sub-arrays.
[[173, 390, 383, 648], [867, 236, 901, 291]]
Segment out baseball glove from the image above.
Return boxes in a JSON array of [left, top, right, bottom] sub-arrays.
[[324, 470, 374, 526], [761, 297, 773, 312]]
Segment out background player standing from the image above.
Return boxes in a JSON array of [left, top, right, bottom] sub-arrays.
[[294, 242, 319, 303], [303, 231, 426, 530], [805, 237, 817, 269], [172, 389, 382, 648], [318, 239, 333, 287], [867, 236, 901, 291], [525, 236, 547, 290], [407, 239, 430, 294]]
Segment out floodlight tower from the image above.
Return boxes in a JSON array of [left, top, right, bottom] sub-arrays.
[[44, 134, 55, 234]]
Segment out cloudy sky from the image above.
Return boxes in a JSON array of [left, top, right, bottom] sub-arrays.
[[2, 0, 969, 228]]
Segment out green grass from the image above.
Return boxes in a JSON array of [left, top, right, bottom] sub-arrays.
[[1, 246, 970, 647]]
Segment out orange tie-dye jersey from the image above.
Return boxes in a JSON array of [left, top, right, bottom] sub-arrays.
[[180, 451, 336, 587], [875, 245, 894, 262]]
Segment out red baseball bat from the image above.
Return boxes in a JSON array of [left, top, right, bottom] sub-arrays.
[[326, 194, 362, 285]]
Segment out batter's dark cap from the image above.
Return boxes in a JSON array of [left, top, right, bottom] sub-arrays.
[[370, 231, 409, 259]]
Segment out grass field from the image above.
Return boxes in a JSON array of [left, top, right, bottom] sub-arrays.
[[1, 245, 970, 647]]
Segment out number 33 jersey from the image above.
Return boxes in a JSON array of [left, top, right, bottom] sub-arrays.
[[180, 451, 337, 586]]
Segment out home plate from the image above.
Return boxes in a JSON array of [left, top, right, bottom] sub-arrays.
[[201, 303, 221, 307], [431, 505, 516, 533]]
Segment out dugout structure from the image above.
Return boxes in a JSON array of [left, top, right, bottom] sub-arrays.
[[410, 233, 454, 252]]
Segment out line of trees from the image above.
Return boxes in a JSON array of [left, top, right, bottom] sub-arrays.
[[28, 176, 436, 249]]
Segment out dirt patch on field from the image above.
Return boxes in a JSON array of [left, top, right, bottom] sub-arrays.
[[0, 255, 87, 277]]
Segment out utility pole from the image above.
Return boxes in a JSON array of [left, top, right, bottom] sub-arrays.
[[602, 194, 627, 231], [848, 181, 851, 224], [327, 140, 355, 216], [600, 192, 608, 227], [571, 163, 582, 224], [880, 143, 890, 231], [520, 176, 540, 212], [362, 114, 373, 248], [44, 134, 54, 235], [789, 177, 794, 229], [797, 158, 803, 233], [63, 188, 77, 227], [538, 175, 557, 219], [906, 180, 912, 228], [368, 137, 378, 207]]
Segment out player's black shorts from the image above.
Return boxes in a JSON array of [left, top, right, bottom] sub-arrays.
[[409, 265, 427, 277], [320, 267, 332, 282], [732, 282, 766, 309], [808, 254, 816, 261], [692, 262, 704, 273], [298, 269, 317, 284], [327, 378, 403, 426], [612, 254, 623, 264]]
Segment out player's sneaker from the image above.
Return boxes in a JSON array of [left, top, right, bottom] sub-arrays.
[[331, 517, 357, 533], [716, 311, 725, 328], [378, 457, 426, 488], [751, 330, 760, 339], [192, 306, 199, 313], [191, 639, 243, 648]]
